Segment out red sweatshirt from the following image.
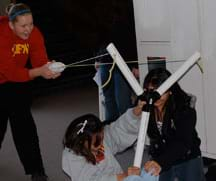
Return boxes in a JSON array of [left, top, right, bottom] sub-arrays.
[[0, 16, 49, 83]]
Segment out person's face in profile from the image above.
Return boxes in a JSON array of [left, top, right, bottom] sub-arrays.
[[90, 130, 104, 155]]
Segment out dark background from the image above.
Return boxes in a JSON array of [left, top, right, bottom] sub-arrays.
[[17, 0, 137, 93]]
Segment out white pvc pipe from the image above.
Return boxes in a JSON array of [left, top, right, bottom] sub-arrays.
[[107, 42, 201, 168], [106, 43, 144, 96], [133, 52, 201, 168], [133, 110, 150, 168], [156, 52, 201, 95]]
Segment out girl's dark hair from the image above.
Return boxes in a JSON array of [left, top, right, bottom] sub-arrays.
[[143, 68, 191, 110], [63, 114, 104, 165], [6, 3, 32, 22]]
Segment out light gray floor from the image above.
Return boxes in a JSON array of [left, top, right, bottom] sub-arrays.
[[0, 84, 145, 181]]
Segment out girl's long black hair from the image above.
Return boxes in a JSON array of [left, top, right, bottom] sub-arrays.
[[144, 68, 193, 140], [143, 68, 191, 111]]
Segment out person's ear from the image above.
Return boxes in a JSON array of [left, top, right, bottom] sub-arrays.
[[8, 21, 14, 30]]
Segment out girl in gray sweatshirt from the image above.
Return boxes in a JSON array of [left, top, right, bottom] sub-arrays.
[[62, 103, 159, 181]]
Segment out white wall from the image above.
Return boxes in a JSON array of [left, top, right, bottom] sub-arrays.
[[133, 0, 216, 158], [200, 0, 216, 158]]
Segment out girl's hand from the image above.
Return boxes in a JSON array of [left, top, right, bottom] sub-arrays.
[[144, 160, 161, 176], [133, 100, 146, 116], [128, 166, 140, 176], [117, 172, 127, 181], [40, 62, 61, 79], [29, 63, 61, 80]]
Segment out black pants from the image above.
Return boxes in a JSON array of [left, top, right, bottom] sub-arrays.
[[0, 82, 45, 175]]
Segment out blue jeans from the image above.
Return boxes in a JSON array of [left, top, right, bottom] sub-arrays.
[[100, 65, 132, 121], [124, 169, 159, 181], [159, 157, 206, 181]]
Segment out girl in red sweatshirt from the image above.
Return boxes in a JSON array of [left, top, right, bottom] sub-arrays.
[[0, 3, 60, 181]]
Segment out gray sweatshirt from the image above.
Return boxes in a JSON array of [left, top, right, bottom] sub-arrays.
[[62, 108, 141, 181]]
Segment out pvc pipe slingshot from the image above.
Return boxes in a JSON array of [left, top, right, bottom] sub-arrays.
[[106, 42, 201, 168], [49, 43, 201, 167]]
